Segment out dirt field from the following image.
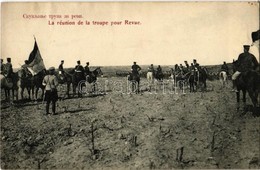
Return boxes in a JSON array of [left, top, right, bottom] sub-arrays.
[[1, 76, 259, 169]]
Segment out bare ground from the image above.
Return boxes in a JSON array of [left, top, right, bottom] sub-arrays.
[[1, 77, 259, 169]]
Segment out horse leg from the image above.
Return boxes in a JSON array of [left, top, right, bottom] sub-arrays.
[[27, 87, 31, 100], [35, 87, 39, 100], [236, 90, 240, 111], [248, 89, 258, 108], [41, 88, 44, 99], [67, 83, 70, 98]]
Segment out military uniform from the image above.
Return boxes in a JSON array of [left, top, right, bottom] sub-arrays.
[[221, 63, 229, 75], [232, 46, 258, 80], [58, 62, 64, 74], [85, 63, 90, 76], [42, 67, 59, 115], [131, 62, 141, 75], [5, 62, 13, 78]]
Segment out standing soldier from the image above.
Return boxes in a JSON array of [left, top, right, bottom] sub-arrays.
[[42, 67, 59, 115], [131, 62, 141, 75], [232, 45, 258, 91], [5, 58, 13, 78]]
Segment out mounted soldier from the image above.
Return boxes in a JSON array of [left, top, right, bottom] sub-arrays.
[[5, 58, 13, 79], [220, 61, 229, 76], [58, 60, 64, 74], [0, 59, 4, 75], [58, 60, 65, 81], [232, 45, 259, 91]]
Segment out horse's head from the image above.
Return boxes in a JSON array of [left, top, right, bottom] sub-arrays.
[[17, 69, 26, 78], [93, 67, 103, 76]]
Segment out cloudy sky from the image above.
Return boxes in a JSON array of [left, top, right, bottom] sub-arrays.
[[1, 2, 259, 68]]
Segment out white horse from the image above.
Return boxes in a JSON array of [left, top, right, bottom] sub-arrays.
[[147, 71, 154, 91], [219, 71, 228, 87]]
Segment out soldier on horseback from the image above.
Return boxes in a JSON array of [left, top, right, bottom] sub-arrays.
[[58, 60, 64, 74], [75, 60, 85, 75], [0, 59, 4, 74], [5, 58, 13, 79], [220, 61, 229, 76], [232, 45, 259, 92], [85, 62, 91, 80]]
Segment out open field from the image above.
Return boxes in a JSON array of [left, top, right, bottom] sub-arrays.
[[1, 67, 259, 169]]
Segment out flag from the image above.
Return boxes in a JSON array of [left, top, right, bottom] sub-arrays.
[[251, 30, 260, 42], [27, 40, 45, 75]]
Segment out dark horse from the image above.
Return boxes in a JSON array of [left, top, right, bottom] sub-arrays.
[[188, 67, 207, 92], [233, 60, 260, 111], [17, 68, 34, 100], [1, 73, 19, 101], [155, 70, 164, 81], [72, 70, 86, 97], [56, 70, 73, 98], [86, 67, 103, 92], [32, 70, 46, 100], [128, 72, 140, 93]]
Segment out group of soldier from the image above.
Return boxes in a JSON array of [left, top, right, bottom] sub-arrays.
[[1, 44, 258, 114]]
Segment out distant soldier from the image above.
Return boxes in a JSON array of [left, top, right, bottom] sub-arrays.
[[131, 62, 141, 75], [147, 64, 155, 84], [184, 61, 189, 70], [85, 62, 90, 76], [190, 63, 195, 70], [5, 58, 13, 78], [220, 61, 229, 75], [0, 59, 4, 74], [42, 67, 59, 115], [58, 60, 64, 75], [232, 45, 259, 91], [179, 64, 184, 75], [75, 60, 85, 76], [147, 64, 155, 76], [174, 64, 180, 72], [156, 65, 163, 80]]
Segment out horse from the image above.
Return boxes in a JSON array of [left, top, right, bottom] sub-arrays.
[[17, 68, 34, 100], [86, 67, 103, 92], [56, 70, 73, 98], [128, 72, 140, 93], [219, 71, 228, 87], [170, 69, 189, 91], [0, 73, 18, 101], [32, 70, 46, 100], [72, 70, 86, 97], [154, 70, 164, 81], [233, 60, 260, 111], [147, 71, 154, 91], [188, 67, 207, 92]]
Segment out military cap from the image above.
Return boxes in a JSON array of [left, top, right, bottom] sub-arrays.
[[243, 45, 250, 49], [86, 62, 89, 64], [61, 60, 64, 62], [7, 58, 11, 62], [77, 60, 81, 64]]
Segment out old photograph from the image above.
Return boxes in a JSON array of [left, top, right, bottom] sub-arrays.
[[1, 2, 260, 169]]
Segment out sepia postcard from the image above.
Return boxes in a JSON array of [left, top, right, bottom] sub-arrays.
[[1, 2, 259, 169]]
